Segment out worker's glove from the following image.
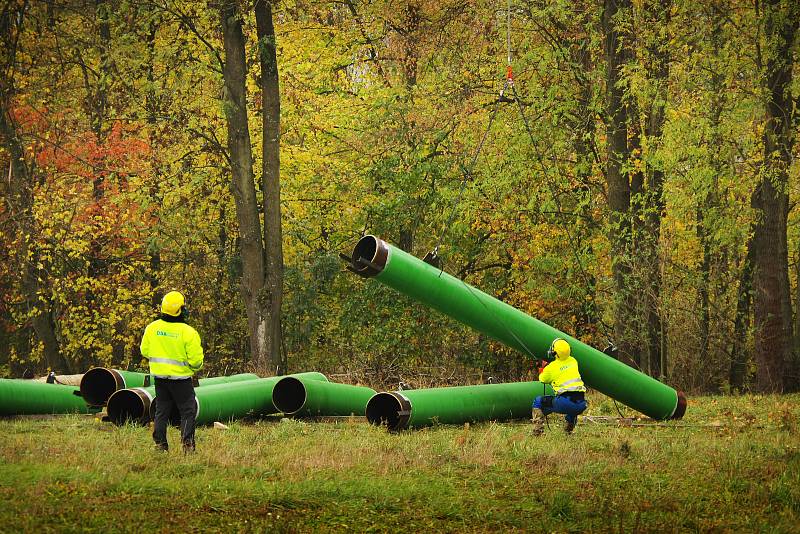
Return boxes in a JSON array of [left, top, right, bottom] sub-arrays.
[[191, 376, 200, 388], [535, 359, 547, 376]]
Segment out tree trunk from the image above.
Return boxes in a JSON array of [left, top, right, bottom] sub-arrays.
[[144, 13, 161, 309], [628, 111, 644, 372], [697, 204, 711, 371], [731, 234, 754, 391], [642, 0, 671, 379], [0, 105, 69, 373], [752, 0, 797, 393], [572, 38, 599, 340], [398, 1, 420, 254], [219, 2, 270, 370], [603, 0, 635, 365], [20, 237, 67, 372], [400, 2, 419, 89], [792, 241, 800, 390], [0, 6, 69, 373], [255, 0, 285, 374], [88, 0, 112, 282], [703, 21, 725, 390]]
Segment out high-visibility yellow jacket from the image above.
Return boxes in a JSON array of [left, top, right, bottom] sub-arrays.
[[538, 356, 586, 395], [140, 319, 203, 378]]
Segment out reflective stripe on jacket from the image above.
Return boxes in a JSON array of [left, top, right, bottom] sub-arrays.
[[140, 319, 203, 378], [538, 356, 586, 394]]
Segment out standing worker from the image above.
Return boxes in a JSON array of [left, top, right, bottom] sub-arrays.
[[531, 338, 587, 435], [140, 291, 204, 452]]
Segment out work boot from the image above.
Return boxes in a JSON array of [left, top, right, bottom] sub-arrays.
[[182, 440, 196, 454], [531, 408, 545, 436], [564, 418, 576, 434]]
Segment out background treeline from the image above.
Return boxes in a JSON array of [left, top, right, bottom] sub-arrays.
[[0, 0, 798, 394]]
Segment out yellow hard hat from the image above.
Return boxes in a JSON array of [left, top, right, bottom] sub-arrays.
[[161, 291, 185, 316], [550, 338, 571, 360]]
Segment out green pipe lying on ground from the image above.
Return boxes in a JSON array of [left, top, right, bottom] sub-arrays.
[[366, 381, 554, 430], [80, 368, 151, 407], [166, 372, 329, 426], [198, 373, 262, 387], [272, 376, 376, 416], [86, 368, 262, 408], [107, 372, 328, 426], [348, 236, 686, 420], [106, 373, 266, 425], [106, 385, 157, 424], [0, 379, 94, 416]]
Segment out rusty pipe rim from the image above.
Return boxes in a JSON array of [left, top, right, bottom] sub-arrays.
[[107, 387, 153, 426], [350, 235, 389, 278], [671, 391, 687, 420], [80, 367, 126, 407], [365, 391, 412, 431]]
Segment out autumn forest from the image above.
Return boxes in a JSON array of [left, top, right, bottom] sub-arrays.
[[1, 0, 798, 394]]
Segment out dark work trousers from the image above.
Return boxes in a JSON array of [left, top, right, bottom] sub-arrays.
[[153, 377, 197, 451]]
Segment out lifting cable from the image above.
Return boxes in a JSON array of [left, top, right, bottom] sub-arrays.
[[426, 0, 619, 356], [427, 0, 515, 268], [426, 72, 512, 268], [424, 0, 541, 365], [508, 75, 618, 351]]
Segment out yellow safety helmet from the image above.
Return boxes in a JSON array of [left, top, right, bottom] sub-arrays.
[[548, 338, 571, 361], [161, 291, 185, 317]]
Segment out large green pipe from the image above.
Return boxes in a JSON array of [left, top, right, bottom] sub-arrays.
[[348, 236, 686, 420], [0, 379, 94, 415], [199, 373, 262, 386], [366, 381, 554, 430], [166, 372, 329, 425], [80, 368, 151, 407], [179, 378, 288, 425], [106, 373, 264, 425], [84, 369, 264, 407], [106, 385, 156, 424], [108, 372, 329, 426], [272, 376, 376, 416]]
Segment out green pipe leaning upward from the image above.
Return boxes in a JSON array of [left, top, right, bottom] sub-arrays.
[[0, 379, 95, 415], [367, 381, 554, 431], [272, 376, 376, 417], [107, 372, 328, 426], [347, 235, 686, 421]]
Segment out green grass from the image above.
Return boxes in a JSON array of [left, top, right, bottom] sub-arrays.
[[0, 393, 798, 532]]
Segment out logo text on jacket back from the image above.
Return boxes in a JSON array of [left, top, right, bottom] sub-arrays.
[[156, 330, 179, 338]]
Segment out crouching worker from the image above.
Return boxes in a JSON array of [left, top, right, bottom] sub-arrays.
[[140, 291, 204, 453], [532, 338, 587, 435]]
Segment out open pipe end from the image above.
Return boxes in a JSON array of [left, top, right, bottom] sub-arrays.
[[272, 377, 307, 414], [348, 235, 389, 278], [107, 389, 151, 426], [80, 367, 124, 407], [365, 392, 411, 431], [671, 391, 687, 420]]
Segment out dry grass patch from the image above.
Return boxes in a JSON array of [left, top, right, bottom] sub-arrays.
[[0, 394, 798, 532]]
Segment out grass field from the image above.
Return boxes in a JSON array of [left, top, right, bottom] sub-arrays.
[[0, 393, 798, 533]]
